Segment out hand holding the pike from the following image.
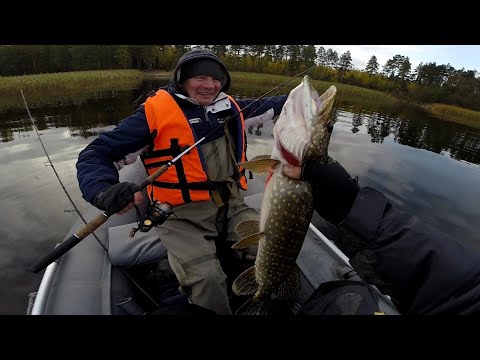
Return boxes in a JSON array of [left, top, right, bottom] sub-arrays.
[[94, 182, 143, 215], [282, 159, 359, 226], [232, 77, 338, 315]]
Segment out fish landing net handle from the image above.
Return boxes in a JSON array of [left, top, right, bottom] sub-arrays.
[[28, 137, 205, 274]]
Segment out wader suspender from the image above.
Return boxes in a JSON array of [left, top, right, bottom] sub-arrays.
[[223, 124, 243, 185], [205, 125, 243, 243], [211, 123, 246, 242], [203, 182, 232, 273]]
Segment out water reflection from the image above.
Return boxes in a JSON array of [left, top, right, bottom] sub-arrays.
[[1, 79, 480, 314], [334, 103, 480, 165], [3, 80, 480, 168]]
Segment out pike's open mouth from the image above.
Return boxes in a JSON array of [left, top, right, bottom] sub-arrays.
[[277, 140, 301, 167]]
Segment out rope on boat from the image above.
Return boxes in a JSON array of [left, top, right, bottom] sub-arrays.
[[26, 292, 37, 315]]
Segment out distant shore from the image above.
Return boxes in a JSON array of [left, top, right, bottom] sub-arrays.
[[142, 71, 172, 80], [1, 69, 479, 129]]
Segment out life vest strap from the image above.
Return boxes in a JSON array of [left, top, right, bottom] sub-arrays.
[[142, 144, 191, 162], [142, 138, 191, 202], [152, 180, 229, 191]]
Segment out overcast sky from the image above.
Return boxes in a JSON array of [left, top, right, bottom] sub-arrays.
[[318, 45, 480, 73]]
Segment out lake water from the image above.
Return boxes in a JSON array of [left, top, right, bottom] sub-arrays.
[[1, 79, 480, 314]]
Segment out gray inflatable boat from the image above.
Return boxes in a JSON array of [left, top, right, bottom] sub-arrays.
[[28, 158, 399, 315]]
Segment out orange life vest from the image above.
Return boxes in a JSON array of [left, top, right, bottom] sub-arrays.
[[142, 89, 248, 206]]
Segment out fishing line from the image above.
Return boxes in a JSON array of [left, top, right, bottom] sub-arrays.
[[21, 90, 161, 309], [24, 66, 321, 311], [239, 64, 318, 122], [309, 65, 335, 132], [139, 65, 320, 199], [21, 90, 86, 225], [21, 90, 106, 249]]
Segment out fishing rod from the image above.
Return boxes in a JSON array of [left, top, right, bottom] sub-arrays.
[[234, 65, 317, 120], [27, 65, 316, 274], [21, 90, 181, 307], [27, 135, 205, 274]]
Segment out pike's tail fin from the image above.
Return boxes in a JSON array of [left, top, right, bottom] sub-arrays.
[[235, 297, 273, 315]]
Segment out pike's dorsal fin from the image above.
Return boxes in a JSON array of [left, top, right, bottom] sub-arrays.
[[232, 266, 257, 296], [273, 266, 301, 301], [239, 155, 280, 173]]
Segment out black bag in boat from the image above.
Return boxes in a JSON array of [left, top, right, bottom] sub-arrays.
[[298, 280, 382, 315]]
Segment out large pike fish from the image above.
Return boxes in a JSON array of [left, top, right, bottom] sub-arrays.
[[231, 75, 336, 315]]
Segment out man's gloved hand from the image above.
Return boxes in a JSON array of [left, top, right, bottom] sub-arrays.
[[94, 182, 142, 215], [283, 158, 360, 225]]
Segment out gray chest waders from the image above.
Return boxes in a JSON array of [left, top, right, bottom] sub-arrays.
[[204, 124, 243, 270]]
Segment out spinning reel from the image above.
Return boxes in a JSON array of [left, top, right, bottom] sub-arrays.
[[130, 200, 174, 238]]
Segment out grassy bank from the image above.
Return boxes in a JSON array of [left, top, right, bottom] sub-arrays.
[[233, 72, 480, 129], [234, 72, 391, 98], [0, 69, 144, 111], [0, 69, 144, 95], [1, 69, 479, 129], [421, 103, 480, 129], [230, 72, 412, 116]]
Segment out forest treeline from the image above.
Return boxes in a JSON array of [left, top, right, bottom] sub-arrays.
[[1, 45, 479, 112]]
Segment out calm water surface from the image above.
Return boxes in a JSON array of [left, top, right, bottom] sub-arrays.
[[1, 80, 480, 314]]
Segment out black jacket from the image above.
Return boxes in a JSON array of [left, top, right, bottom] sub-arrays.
[[333, 186, 480, 314]]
